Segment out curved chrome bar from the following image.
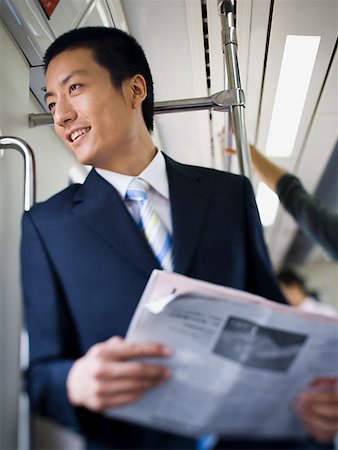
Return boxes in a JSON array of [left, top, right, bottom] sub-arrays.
[[0, 137, 36, 211], [218, 0, 252, 180]]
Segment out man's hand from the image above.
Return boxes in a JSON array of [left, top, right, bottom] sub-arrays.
[[295, 390, 338, 444], [67, 336, 172, 411]]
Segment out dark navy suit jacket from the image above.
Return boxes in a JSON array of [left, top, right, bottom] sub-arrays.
[[21, 155, 306, 449]]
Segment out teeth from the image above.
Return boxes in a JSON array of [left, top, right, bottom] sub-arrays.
[[70, 127, 90, 142]]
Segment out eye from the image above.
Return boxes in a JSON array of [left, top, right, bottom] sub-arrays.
[[70, 83, 81, 92], [48, 102, 56, 113]]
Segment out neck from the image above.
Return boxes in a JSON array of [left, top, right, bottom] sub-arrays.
[[98, 128, 157, 175], [119, 145, 157, 176]]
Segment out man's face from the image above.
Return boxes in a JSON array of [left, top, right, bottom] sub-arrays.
[[45, 48, 137, 169]]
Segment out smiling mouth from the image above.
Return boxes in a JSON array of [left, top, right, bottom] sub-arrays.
[[70, 127, 91, 142]]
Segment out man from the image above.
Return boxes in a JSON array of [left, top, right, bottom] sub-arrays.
[[21, 27, 337, 449]]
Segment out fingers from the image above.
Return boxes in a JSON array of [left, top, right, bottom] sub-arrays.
[[296, 391, 338, 419], [89, 359, 171, 381], [300, 415, 338, 444], [224, 147, 236, 155], [83, 336, 172, 386], [81, 376, 167, 411], [97, 376, 167, 395], [89, 335, 172, 362], [223, 145, 257, 156], [298, 390, 338, 404], [66, 336, 173, 412], [295, 391, 338, 444]]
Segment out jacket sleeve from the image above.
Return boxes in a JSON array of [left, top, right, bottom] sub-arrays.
[[277, 173, 338, 261], [243, 177, 287, 304], [21, 211, 87, 433]]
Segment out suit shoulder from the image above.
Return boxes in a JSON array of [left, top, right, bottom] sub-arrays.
[[171, 157, 249, 187], [198, 165, 246, 183], [26, 183, 82, 220]]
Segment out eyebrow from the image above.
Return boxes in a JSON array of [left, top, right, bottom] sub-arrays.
[[44, 69, 89, 103]]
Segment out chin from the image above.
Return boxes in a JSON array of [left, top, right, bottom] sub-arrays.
[[72, 148, 94, 166], [78, 156, 95, 167]]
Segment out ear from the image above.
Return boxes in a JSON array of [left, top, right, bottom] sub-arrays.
[[129, 74, 147, 108]]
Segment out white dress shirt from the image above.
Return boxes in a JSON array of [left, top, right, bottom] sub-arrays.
[[95, 150, 173, 234], [299, 296, 338, 317]]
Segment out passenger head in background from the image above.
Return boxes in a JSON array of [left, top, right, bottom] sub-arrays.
[[276, 268, 314, 307], [43, 26, 154, 132], [277, 267, 338, 318]]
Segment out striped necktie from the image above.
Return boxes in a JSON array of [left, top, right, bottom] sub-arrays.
[[125, 178, 174, 272], [127, 179, 214, 448], [197, 434, 218, 450]]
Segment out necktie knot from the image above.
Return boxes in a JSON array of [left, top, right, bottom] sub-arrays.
[[125, 178, 149, 203]]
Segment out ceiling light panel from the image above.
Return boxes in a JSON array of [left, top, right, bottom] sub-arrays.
[[265, 35, 321, 157], [256, 0, 337, 162]]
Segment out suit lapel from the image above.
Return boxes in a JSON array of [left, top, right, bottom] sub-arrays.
[[72, 159, 211, 276], [72, 169, 160, 275], [165, 156, 212, 274]]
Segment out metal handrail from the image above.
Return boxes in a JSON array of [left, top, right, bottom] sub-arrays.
[[28, 88, 245, 125], [0, 137, 36, 211], [0, 136, 36, 449], [218, 0, 251, 179]]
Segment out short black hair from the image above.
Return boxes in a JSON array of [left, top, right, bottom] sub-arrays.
[[277, 268, 305, 289], [277, 268, 320, 300], [44, 27, 154, 131]]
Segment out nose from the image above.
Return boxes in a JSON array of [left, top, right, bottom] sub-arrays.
[[54, 96, 77, 127]]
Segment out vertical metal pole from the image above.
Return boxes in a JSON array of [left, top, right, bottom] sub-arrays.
[[0, 136, 36, 450], [218, 0, 252, 180], [0, 137, 36, 210]]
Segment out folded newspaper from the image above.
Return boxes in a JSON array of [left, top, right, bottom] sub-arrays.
[[106, 270, 338, 439]]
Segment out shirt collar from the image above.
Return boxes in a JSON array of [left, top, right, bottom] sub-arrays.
[[95, 150, 169, 200]]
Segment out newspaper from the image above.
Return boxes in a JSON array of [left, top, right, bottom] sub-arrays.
[[106, 270, 338, 439]]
